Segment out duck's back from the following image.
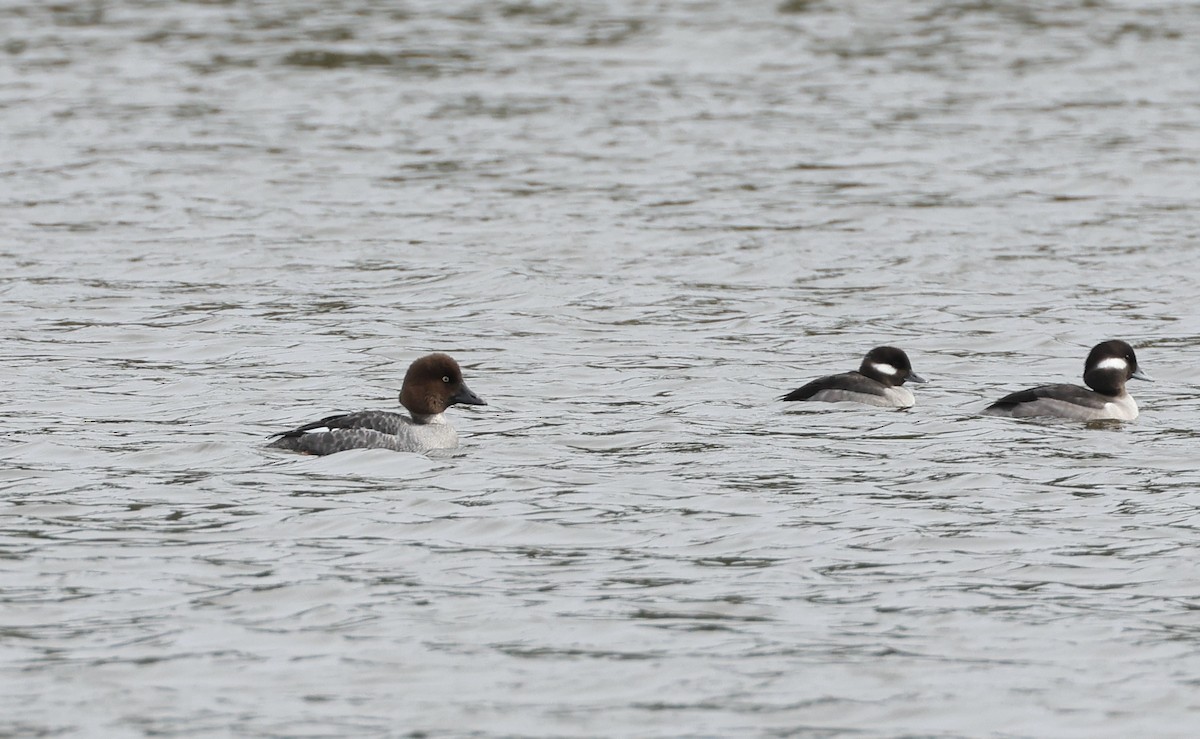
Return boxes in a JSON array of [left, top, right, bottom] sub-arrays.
[[782, 371, 914, 408], [268, 411, 459, 455], [983, 383, 1132, 420]]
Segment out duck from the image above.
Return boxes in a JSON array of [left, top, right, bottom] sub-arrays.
[[983, 339, 1151, 421], [780, 346, 927, 408], [268, 352, 485, 455]]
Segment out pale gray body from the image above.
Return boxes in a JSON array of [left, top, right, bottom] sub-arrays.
[[268, 411, 459, 455], [804, 382, 916, 408], [982, 385, 1139, 421]]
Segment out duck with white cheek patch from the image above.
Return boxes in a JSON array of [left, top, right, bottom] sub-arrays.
[[983, 339, 1152, 421], [268, 353, 486, 455], [780, 346, 928, 409]]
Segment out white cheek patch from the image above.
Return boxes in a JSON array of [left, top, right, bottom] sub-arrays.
[[870, 362, 899, 376], [1094, 357, 1129, 372], [302, 426, 331, 434]]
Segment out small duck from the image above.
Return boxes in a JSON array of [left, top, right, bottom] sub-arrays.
[[268, 353, 486, 455], [780, 346, 927, 408], [983, 339, 1152, 421]]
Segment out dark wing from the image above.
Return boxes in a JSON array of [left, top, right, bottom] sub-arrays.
[[780, 372, 862, 401], [269, 410, 412, 439], [986, 383, 1107, 411], [269, 413, 348, 439]]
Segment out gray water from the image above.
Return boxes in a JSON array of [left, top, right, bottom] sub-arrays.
[[3, 0, 1200, 736]]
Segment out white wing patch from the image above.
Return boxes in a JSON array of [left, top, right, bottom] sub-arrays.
[[1094, 357, 1129, 372], [870, 362, 899, 376], [302, 426, 331, 434]]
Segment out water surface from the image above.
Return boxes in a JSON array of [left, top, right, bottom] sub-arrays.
[[3, 1, 1200, 736]]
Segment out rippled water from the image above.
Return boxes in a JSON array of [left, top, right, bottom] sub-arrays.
[[3, 0, 1200, 735]]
